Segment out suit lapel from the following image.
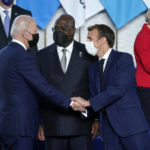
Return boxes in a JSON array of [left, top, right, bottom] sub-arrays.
[[65, 41, 82, 75], [50, 44, 64, 75], [95, 60, 101, 93], [10, 5, 18, 33], [103, 50, 117, 84], [0, 16, 7, 39]]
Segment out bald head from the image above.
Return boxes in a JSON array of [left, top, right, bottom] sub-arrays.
[[11, 15, 35, 37], [55, 14, 75, 28]]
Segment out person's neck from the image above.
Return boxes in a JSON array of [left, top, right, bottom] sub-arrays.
[[14, 36, 28, 49], [97, 45, 110, 59], [62, 40, 73, 48]]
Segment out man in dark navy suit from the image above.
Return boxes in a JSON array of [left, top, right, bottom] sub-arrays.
[[0, 0, 37, 55], [36, 14, 99, 150], [73, 24, 150, 150], [0, 15, 84, 150]]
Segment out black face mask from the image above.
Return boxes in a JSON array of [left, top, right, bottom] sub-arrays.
[[53, 30, 70, 47], [28, 33, 39, 48], [2, 0, 14, 6]]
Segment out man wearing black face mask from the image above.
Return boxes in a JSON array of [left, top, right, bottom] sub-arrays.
[[36, 14, 99, 150], [0, 15, 85, 150], [0, 0, 38, 55]]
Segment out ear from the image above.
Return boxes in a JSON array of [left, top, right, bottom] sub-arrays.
[[22, 30, 32, 41], [101, 37, 107, 44], [71, 27, 76, 36]]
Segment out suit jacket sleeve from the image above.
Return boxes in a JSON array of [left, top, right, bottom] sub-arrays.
[[89, 54, 136, 112], [18, 52, 71, 109]]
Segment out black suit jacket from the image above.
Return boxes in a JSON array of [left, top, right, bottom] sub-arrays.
[[36, 41, 95, 136], [0, 4, 37, 54]]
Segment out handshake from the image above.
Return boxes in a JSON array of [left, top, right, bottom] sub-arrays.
[[71, 97, 91, 112]]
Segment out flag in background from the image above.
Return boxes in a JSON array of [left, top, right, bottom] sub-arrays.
[[143, 0, 150, 8], [16, 0, 60, 29], [100, 0, 147, 29], [59, 0, 104, 28]]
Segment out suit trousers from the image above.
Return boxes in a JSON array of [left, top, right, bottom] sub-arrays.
[[45, 135, 93, 150], [137, 87, 150, 127], [0, 136, 34, 150], [103, 114, 150, 150]]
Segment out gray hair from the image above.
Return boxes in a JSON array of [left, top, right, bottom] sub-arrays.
[[145, 9, 150, 24], [10, 15, 35, 37]]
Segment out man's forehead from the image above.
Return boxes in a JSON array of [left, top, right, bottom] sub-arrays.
[[56, 16, 74, 26], [88, 29, 98, 36]]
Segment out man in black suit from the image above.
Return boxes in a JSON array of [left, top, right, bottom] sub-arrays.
[[0, 0, 37, 55], [36, 14, 99, 150]]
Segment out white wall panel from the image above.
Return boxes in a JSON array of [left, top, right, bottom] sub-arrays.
[[117, 13, 145, 65]]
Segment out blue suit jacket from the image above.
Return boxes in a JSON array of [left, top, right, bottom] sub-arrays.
[[0, 42, 71, 137], [89, 50, 148, 137]]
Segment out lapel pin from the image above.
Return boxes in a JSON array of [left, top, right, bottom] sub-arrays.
[[79, 51, 83, 58], [15, 12, 18, 16]]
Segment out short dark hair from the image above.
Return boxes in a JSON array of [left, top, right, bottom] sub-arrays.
[[88, 24, 115, 48]]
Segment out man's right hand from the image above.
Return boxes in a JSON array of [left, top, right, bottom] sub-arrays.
[[37, 125, 45, 141], [72, 97, 90, 107], [71, 100, 86, 112]]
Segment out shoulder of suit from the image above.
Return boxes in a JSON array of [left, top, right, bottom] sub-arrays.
[[36, 43, 56, 56], [112, 49, 133, 62], [74, 40, 86, 50], [13, 5, 32, 16]]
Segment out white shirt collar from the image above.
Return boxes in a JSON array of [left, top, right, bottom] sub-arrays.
[[12, 39, 27, 50], [57, 41, 74, 53], [0, 5, 12, 18], [99, 48, 112, 60]]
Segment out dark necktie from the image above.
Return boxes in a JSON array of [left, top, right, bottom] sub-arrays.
[[99, 59, 105, 92], [3, 10, 10, 37], [61, 49, 67, 73], [99, 59, 105, 142]]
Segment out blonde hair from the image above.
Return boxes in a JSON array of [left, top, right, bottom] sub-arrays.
[[10, 15, 35, 37]]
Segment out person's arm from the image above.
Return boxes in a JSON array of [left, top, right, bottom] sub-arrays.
[[134, 32, 150, 74], [73, 54, 136, 112], [18, 52, 84, 111]]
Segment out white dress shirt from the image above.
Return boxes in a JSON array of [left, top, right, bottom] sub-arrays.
[[12, 39, 27, 50], [99, 48, 112, 71], [57, 41, 88, 116], [0, 5, 12, 24], [57, 41, 74, 70]]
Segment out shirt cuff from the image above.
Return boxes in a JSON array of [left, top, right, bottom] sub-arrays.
[[81, 109, 88, 117]]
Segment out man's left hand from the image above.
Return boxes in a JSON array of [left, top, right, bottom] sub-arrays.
[[91, 120, 100, 140]]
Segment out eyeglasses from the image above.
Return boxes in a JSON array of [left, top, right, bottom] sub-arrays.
[[52, 26, 73, 32]]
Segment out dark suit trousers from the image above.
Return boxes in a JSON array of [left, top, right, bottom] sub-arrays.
[[103, 114, 150, 150], [137, 87, 150, 127], [45, 135, 93, 150], [0, 136, 34, 150]]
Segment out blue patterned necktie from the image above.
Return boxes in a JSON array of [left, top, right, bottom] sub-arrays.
[[3, 10, 10, 37]]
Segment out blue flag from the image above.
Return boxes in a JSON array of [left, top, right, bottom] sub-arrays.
[[100, 0, 147, 29], [16, 0, 60, 29]]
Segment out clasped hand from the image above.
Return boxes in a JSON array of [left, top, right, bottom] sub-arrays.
[[71, 97, 90, 112]]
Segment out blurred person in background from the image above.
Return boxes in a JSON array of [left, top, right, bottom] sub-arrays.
[[134, 9, 150, 127], [0, 0, 37, 55]]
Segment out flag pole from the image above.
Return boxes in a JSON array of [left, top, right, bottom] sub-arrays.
[[44, 28, 47, 48], [78, 28, 81, 42], [116, 28, 118, 51]]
